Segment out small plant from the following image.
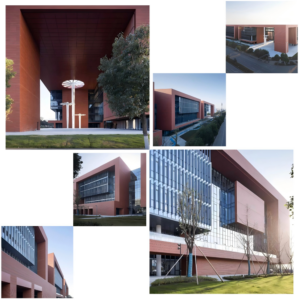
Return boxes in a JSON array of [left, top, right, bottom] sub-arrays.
[[281, 53, 289, 63], [247, 48, 254, 53]]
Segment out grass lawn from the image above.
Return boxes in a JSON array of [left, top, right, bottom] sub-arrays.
[[73, 215, 146, 226], [150, 275, 293, 294], [6, 134, 145, 149]]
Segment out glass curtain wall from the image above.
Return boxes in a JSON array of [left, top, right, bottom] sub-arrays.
[[88, 87, 103, 125], [54, 264, 63, 294], [175, 96, 199, 125], [1, 226, 36, 270], [50, 90, 63, 120], [241, 27, 257, 41], [150, 150, 212, 229], [129, 168, 142, 214], [226, 26, 234, 37], [78, 171, 115, 203]]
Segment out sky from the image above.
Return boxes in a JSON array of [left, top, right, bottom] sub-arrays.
[[153, 73, 226, 111], [238, 150, 293, 201], [226, 1, 298, 24], [40, 80, 54, 121], [43, 227, 74, 297], [77, 153, 141, 177]]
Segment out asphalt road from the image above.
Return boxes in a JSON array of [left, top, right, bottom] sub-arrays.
[[226, 46, 298, 73], [226, 62, 243, 73], [213, 118, 226, 146]]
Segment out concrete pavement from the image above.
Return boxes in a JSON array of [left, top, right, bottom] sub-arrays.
[[226, 46, 298, 73], [226, 62, 243, 73], [6, 128, 149, 136]]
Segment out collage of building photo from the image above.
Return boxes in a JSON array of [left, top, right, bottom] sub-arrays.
[[2, 0, 297, 298]]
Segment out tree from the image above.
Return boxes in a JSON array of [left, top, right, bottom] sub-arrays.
[[73, 153, 83, 178], [97, 25, 149, 149], [6, 58, 16, 118], [73, 189, 81, 215], [256, 212, 277, 274], [177, 185, 205, 277], [285, 164, 294, 218], [235, 206, 255, 276]]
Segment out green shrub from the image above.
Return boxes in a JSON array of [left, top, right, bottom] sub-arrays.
[[241, 44, 249, 51], [281, 53, 289, 63], [223, 275, 245, 280], [254, 49, 269, 58], [247, 48, 254, 53], [211, 122, 218, 136], [151, 276, 217, 286], [237, 45, 241, 51], [291, 52, 298, 60], [197, 125, 214, 145], [186, 137, 205, 146]]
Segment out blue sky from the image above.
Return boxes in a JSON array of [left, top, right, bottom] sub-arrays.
[[153, 73, 226, 111], [40, 80, 54, 121], [43, 227, 73, 297], [77, 153, 141, 177], [226, 1, 298, 24], [239, 150, 293, 200]]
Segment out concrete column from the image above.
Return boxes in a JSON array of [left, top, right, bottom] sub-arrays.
[[156, 224, 162, 276]]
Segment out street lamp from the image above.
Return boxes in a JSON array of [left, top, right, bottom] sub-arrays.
[[75, 114, 86, 129], [62, 80, 85, 129], [60, 102, 72, 129], [178, 243, 182, 276]]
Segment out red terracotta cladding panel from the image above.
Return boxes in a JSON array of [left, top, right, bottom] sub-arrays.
[[2, 252, 56, 298], [235, 181, 265, 233]]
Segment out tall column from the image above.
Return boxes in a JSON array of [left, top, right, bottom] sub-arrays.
[[72, 84, 75, 129], [156, 225, 162, 277]]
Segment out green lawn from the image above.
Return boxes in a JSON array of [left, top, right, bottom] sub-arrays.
[[150, 275, 293, 294], [73, 215, 146, 226], [6, 134, 145, 149]]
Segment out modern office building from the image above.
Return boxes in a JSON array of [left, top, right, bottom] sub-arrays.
[[6, 6, 149, 132], [226, 25, 298, 53], [152, 85, 215, 144], [149, 150, 290, 276], [2, 226, 69, 298], [73, 154, 147, 216]]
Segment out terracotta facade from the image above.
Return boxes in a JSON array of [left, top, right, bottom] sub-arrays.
[[6, 6, 149, 132], [1, 227, 69, 298], [74, 154, 147, 216], [226, 25, 298, 53]]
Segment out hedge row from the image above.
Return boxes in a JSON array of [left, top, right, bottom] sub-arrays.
[[226, 40, 249, 51], [186, 113, 226, 146]]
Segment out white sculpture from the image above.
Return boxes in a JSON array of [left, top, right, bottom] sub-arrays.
[[62, 80, 85, 129], [75, 114, 86, 129], [60, 102, 72, 129]]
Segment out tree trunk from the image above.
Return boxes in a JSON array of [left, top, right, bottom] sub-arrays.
[[248, 259, 251, 275], [267, 260, 270, 274], [187, 250, 193, 278], [77, 208, 79, 215], [141, 112, 149, 149]]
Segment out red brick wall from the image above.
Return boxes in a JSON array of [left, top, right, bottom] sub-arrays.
[[1, 252, 56, 298], [6, 7, 21, 132], [153, 130, 162, 146]]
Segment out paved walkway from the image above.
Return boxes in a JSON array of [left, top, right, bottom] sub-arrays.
[[79, 214, 144, 219], [213, 118, 226, 146], [226, 46, 298, 73], [150, 274, 247, 286], [6, 128, 149, 136]]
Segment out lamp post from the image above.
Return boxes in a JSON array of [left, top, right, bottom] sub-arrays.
[[60, 102, 72, 129], [75, 114, 86, 129], [62, 80, 84, 129], [178, 244, 182, 276]]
